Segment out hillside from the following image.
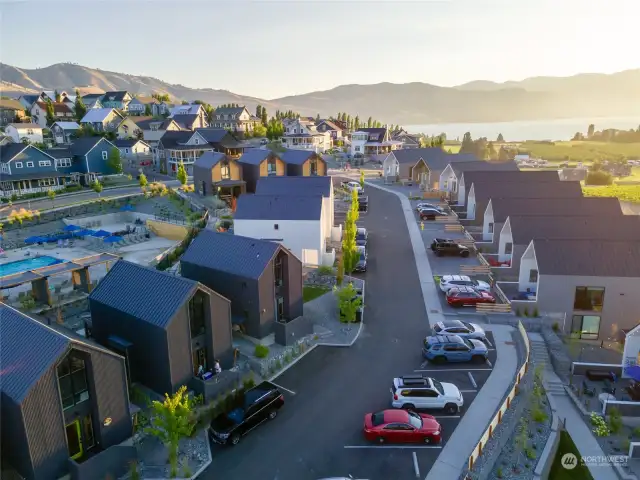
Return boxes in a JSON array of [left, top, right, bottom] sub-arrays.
[[1, 62, 639, 124]]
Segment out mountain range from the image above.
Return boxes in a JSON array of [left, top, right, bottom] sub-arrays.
[[2, 62, 639, 124]]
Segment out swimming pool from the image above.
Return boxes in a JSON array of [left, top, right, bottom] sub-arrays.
[[0, 256, 64, 278]]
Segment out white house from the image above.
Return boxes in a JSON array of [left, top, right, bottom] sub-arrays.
[[80, 108, 125, 132], [281, 118, 332, 152], [113, 139, 151, 158], [5, 123, 43, 144], [29, 101, 74, 128], [234, 193, 334, 266], [350, 128, 402, 158]]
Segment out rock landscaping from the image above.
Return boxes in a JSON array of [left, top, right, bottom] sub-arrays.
[[590, 409, 637, 476]]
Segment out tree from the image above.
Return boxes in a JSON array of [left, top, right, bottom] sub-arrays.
[[359, 170, 365, 189], [354, 116, 360, 130], [139, 173, 148, 188], [256, 105, 262, 118], [152, 93, 170, 102], [316, 113, 320, 123], [261, 107, 268, 127], [176, 160, 188, 186], [252, 123, 267, 138], [335, 282, 363, 323], [587, 124, 595, 138], [107, 148, 123, 174], [367, 116, 372, 128], [498, 146, 510, 162], [92, 180, 103, 197], [47, 189, 56, 207], [336, 254, 344, 286], [487, 141, 498, 161], [572, 132, 585, 141], [144, 104, 152, 116], [45, 99, 56, 126], [145, 385, 195, 478], [342, 209, 358, 275], [497, 133, 504, 142], [54, 90, 61, 102], [181, 100, 189, 105], [459, 132, 474, 154]]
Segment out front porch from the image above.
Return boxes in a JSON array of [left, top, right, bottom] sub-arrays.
[[409, 159, 429, 184], [213, 180, 245, 209], [364, 143, 398, 156], [167, 147, 213, 176], [283, 136, 322, 151], [0, 177, 69, 198]]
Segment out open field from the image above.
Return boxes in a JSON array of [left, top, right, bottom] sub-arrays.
[[582, 184, 640, 203], [517, 141, 640, 162], [444, 144, 461, 153]]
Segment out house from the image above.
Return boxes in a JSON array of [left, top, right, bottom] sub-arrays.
[[236, 149, 286, 193], [181, 231, 305, 342], [481, 197, 624, 246], [157, 128, 243, 176], [559, 168, 588, 182], [0, 134, 11, 146], [0, 304, 132, 480], [88, 260, 234, 396], [47, 136, 120, 185], [113, 139, 151, 159], [80, 108, 125, 132], [255, 176, 334, 238], [280, 149, 327, 177], [193, 151, 245, 200], [127, 96, 158, 115], [234, 193, 331, 266], [62, 94, 76, 112], [465, 180, 582, 223], [81, 93, 104, 110], [29, 101, 74, 128], [116, 116, 143, 139], [0, 98, 26, 126], [456, 170, 560, 207], [350, 128, 402, 159], [315, 119, 344, 141], [100, 91, 132, 111], [281, 118, 332, 152], [495, 215, 640, 279], [439, 160, 518, 199], [382, 148, 479, 188], [169, 104, 209, 129], [0, 144, 65, 196], [4, 123, 43, 144], [211, 106, 261, 132], [390, 128, 422, 149], [154, 101, 174, 116], [50, 121, 80, 145], [18, 94, 43, 110], [133, 117, 182, 159], [503, 239, 640, 340], [40, 90, 68, 103]]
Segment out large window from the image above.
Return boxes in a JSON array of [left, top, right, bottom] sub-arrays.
[[574, 287, 605, 312], [504, 242, 513, 255], [274, 256, 283, 286], [267, 158, 277, 175], [309, 158, 318, 176], [528, 269, 538, 283], [57, 353, 90, 410], [220, 160, 230, 180], [189, 292, 206, 338], [571, 315, 601, 340]]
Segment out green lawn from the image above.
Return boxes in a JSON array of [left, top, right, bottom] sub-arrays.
[[303, 286, 331, 303], [582, 184, 640, 203], [548, 431, 594, 480], [519, 141, 640, 163]]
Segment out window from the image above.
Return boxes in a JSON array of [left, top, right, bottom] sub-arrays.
[[355, 146, 361, 152], [274, 257, 283, 286], [38, 160, 51, 167], [274, 224, 279, 230], [194, 138, 199, 145], [0, 164, 7, 173], [488, 223, 493, 233], [38, 178, 55, 187], [574, 287, 605, 312], [528, 269, 538, 283], [27, 129, 34, 135], [125, 148, 130, 154], [309, 158, 318, 176], [220, 160, 230, 180], [267, 157, 277, 175], [571, 315, 601, 340], [189, 292, 207, 338], [15, 162, 23, 168], [100, 150, 108, 160], [504, 242, 513, 255], [57, 353, 90, 410], [82, 415, 95, 449], [26, 161, 34, 168]]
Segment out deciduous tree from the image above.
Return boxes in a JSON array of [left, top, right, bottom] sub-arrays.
[[139, 173, 148, 188], [587, 124, 595, 138], [45, 99, 56, 126], [92, 180, 103, 197], [176, 160, 188, 186], [107, 148, 123, 174], [335, 282, 362, 323]]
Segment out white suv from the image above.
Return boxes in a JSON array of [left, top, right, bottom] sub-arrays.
[[439, 275, 491, 294], [390, 375, 463, 414]]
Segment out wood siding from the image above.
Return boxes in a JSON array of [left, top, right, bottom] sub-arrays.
[[259, 158, 285, 177], [211, 159, 242, 183], [167, 305, 194, 393], [301, 157, 326, 176]]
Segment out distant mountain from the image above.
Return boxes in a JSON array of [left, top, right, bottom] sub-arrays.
[[1, 62, 639, 124]]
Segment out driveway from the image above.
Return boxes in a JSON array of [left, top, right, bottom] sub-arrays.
[[205, 182, 440, 479]]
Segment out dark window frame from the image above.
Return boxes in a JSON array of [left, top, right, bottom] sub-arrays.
[[188, 291, 207, 338], [220, 160, 231, 180], [57, 353, 90, 410], [573, 286, 605, 312]]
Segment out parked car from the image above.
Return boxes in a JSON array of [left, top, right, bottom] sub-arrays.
[[363, 409, 441, 444], [342, 181, 362, 192], [353, 245, 367, 273], [431, 238, 470, 257], [438, 275, 491, 293], [422, 335, 488, 364], [416, 203, 444, 212], [432, 320, 486, 340], [446, 286, 496, 308], [260, 138, 269, 145], [209, 381, 285, 445], [358, 195, 368, 212], [356, 227, 368, 246], [419, 208, 447, 221], [391, 374, 463, 414]]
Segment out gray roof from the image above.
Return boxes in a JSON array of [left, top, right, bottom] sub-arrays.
[[80, 108, 120, 124], [194, 151, 226, 169], [82, 93, 104, 101], [357, 128, 387, 141], [0, 304, 70, 403], [533, 239, 640, 277], [452, 160, 518, 176], [89, 260, 198, 328], [0, 143, 28, 163], [235, 194, 323, 220], [280, 149, 317, 165], [508, 215, 640, 244], [214, 106, 246, 116], [174, 114, 201, 129], [113, 139, 148, 148], [195, 128, 233, 144], [237, 149, 273, 166], [8, 122, 41, 130], [490, 197, 623, 223], [256, 176, 331, 197], [471, 180, 582, 203], [102, 91, 130, 102], [181, 230, 281, 279], [393, 148, 479, 171], [70, 136, 112, 157], [463, 170, 559, 185], [51, 121, 80, 130], [159, 130, 194, 149]]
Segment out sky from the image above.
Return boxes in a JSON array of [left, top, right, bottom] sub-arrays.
[[1, 0, 639, 99]]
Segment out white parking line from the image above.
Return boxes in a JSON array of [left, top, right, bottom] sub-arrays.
[[485, 338, 493, 347], [344, 445, 443, 450], [414, 368, 492, 372], [486, 359, 493, 368], [433, 415, 461, 419], [468, 372, 478, 389], [269, 382, 296, 395], [413, 451, 420, 478], [460, 389, 478, 393]]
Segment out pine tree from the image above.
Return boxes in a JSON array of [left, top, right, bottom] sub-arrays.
[[45, 99, 56, 126], [497, 133, 505, 142], [354, 116, 360, 130], [261, 108, 268, 126], [176, 161, 188, 186], [367, 117, 372, 128], [74, 89, 87, 122], [316, 113, 320, 123], [460, 132, 474, 154], [256, 105, 262, 118]]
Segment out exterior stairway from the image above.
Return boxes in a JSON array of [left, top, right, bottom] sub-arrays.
[[529, 331, 567, 396]]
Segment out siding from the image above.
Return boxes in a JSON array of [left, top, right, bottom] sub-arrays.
[[207, 290, 234, 367], [166, 305, 194, 393], [301, 158, 326, 176], [86, 144, 118, 175], [1, 395, 33, 479], [257, 263, 277, 339], [8, 148, 58, 178], [259, 158, 285, 177], [211, 160, 242, 182]]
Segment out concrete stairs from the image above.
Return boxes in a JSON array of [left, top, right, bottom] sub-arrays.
[[529, 333, 567, 396]]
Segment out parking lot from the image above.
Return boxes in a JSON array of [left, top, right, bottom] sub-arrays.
[[203, 185, 499, 480]]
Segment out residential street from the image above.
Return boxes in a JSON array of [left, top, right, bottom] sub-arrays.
[[205, 184, 443, 480]]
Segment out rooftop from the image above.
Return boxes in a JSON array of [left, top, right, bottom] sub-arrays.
[[235, 194, 323, 221], [279, 149, 317, 165], [194, 151, 227, 169], [80, 108, 120, 124], [237, 148, 273, 166], [463, 170, 560, 185], [451, 160, 518, 176], [490, 197, 623, 223], [7, 123, 41, 130], [51, 121, 80, 130], [393, 148, 480, 170], [471, 180, 582, 202], [255, 175, 331, 197]]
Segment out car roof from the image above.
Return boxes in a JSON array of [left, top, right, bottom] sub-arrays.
[[443, 320, 465, 328], [448, 286, 479, 293], [357, 227, 366, 233], [442, 275, 471, 282], [396, 375, 433, 388], [382, 409, 409, 423], [427, 334, 464, 344]]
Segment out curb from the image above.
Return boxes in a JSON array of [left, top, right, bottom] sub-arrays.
[[316, 321, 364, 347]]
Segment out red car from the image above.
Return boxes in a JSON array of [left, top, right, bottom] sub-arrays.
[[363, 409, 441, 444], [446, 286, 496, 308]]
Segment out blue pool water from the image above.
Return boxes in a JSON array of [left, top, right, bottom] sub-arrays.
[[0, 256, 64, 278]]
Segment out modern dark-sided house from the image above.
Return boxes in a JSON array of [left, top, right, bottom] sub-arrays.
[[0, 304, 132, 480], [180, 230, 305, 344], [280, 150, 327, 176], [439, 160, 518, 199], [237, 149, 286, 193], [88, 261, 233, 396], [193, 151, 246, 200]]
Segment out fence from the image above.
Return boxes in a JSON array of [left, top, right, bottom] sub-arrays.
[[460, 265, 492, 275], [444, 224, 465, 233], [0, 184, 66, 198], [476, 303, 512, 313], [467, 320, 530, 470], [434, 215, 459, 223]]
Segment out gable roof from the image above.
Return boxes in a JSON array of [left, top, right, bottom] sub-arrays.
[[237, 148, 273, 166], [51, 121, 80, 130], [214, 106, 247, 116], [89, 260, 198, 328], [280, 149, 317, 165], [19, 94, 40, 105], [490, 197, 623, 223], [169, 104, 202, 117], [113, 139, 149, 148], [317, 119, 342, 131], [463, 170, 559, 185], [174, 114, 201, 129], [82, 93, 104, 101], [451, 160, 518, 176], [194, 128, 238, 145], [532, 239, 640, 277], [393, 148, 480, 171], [0, 143, 28, 163], [69, 136, 114, 157], [194, 151, 226, 169], [102, 91, 130, 102], [181, 230, 281, 279], [356, 127, 387, 141], [256, 176, 331, 197], [471, 181, 582, 204], [0, 98, 24, 110], [235, 194, 323, 221], [131, 96, 157, 105], [34, 101, 73, 115], [508, 215, 640, 244], [130, 116, 159, 129], [7, 122, 41, 130], [159, 130, 193, 148], [80, 108, 122, 124]]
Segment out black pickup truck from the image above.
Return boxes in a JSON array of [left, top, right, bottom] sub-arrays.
[[430, 238, 470, 257], [209, 381, 285, 446]]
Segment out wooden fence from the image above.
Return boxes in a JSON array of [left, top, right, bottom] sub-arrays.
[[444, 224, 465, 232], [434, 215, 459, 223], [476, 303, 512, 313], [460, 265, 491, 275]]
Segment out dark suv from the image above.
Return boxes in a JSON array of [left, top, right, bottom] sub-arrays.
[[430, 238, 470, 257], [209, 381, 285, 446]]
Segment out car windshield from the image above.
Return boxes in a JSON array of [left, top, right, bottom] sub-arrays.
[[464, 338, 475, 349], [372, 412, 385, 426], [407, 411, 423, 429], [463, 322, 475, 331], [434, 324, 442, 332], [431, 379, 444, 396]]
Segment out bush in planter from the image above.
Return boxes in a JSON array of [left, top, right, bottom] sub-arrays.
[[254, 344, 269, 358], [532, 307, 539, 317], [317, 265, 334, 276], [552, 322, 559, 332]]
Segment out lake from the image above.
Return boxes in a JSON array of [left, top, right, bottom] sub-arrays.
[[406, 116, 640, 142]]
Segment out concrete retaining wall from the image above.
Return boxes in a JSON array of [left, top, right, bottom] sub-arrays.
[[68, 444, 136, 480], [190, 370, 242, 403], [603, 400, 640, 416], [534, 415, 563, 479], [146, 219, 189, 241], [274, 315, 313, 346], [571, 362, 623, 376]]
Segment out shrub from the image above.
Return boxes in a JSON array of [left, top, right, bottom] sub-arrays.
[[129, 461, 141, 480], [275, 359, 282, 370], [632, 427, 640, 438], [515, 308, 521, 317], [532, 307, 539, 317], [523, 308, 529, 317], [254, 344, 269, 358], [609, 407, 623, 434], [532, 407, 548, 423], [552, 322, 559, 332], [622, 438, 631, 453], [317, 265, 334, 276], [242, 375, 256, 390], [585, 170, 613, 186], [590, 412, 611, 436], [496, 467, 503, 478]]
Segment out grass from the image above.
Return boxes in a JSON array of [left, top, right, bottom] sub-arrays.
[[444, 145, 461, 154], [519, 140, 640, 163], [303, 286, 331, 303], [582, 184, 640, 203], [548, 431, 594, 480]]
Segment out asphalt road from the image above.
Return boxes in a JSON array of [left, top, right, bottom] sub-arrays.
[[204, 182, 490, 480]]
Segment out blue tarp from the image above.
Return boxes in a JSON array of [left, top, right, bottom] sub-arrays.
[[73, 229, 95, 236], [24, 236, 45, 244], [120, 204, 134, 211], [625, 365, 640, 382], [103, 236, 122, 243], [92, 230, 111, 237], [63, 225, 81, 232]]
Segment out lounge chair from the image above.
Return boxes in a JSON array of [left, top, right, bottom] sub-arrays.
[[57, 240, 64, 248]]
